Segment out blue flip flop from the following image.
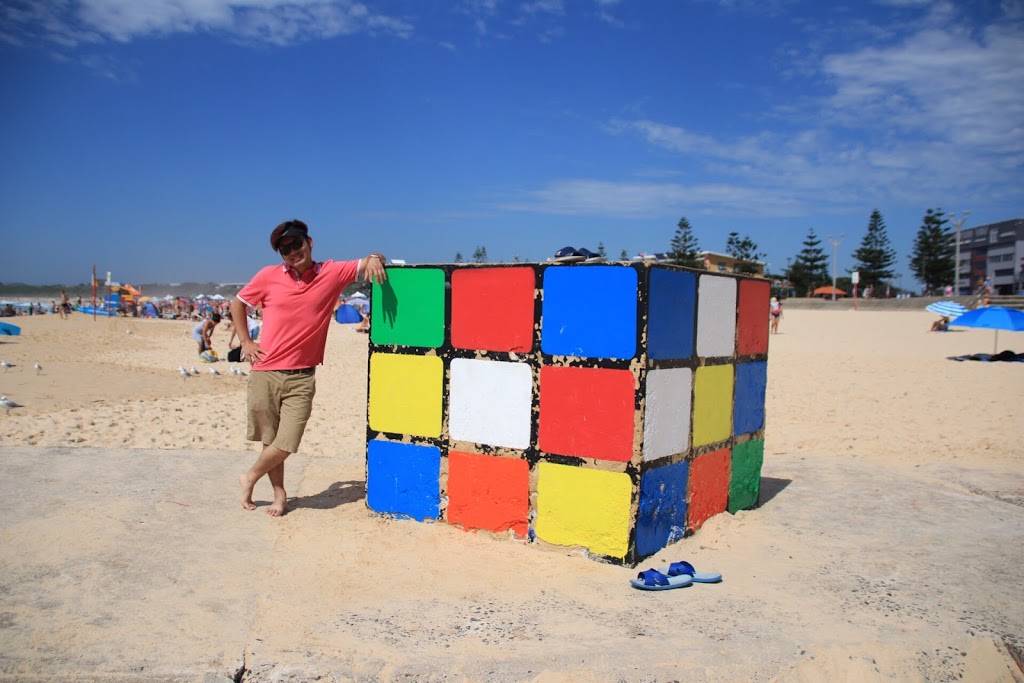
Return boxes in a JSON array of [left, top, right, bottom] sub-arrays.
[[629, 568, 693, 591], [548, 246, 586, 263], [657, 561, 722, 584]]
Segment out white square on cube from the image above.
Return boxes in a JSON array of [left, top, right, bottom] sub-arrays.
[[643, 367, 692, 461], [696, 275, 737, 357], [449, 358, 532, 449]]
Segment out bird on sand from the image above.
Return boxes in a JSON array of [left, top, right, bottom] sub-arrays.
[[178, 366, 190, 380], [190, 366, 200, 376], [209, 367, 220, 376], [1, 395, 24, 414], [1, 360, 14, 372], [34, 362, 43, 375]]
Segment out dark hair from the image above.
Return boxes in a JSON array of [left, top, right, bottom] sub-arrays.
[[211, 313, 221, 323], [270, 219, 309, 251]]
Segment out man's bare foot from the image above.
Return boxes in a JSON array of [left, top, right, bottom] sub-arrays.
[[266, 496, 288, 517], [239, 473, 257, 511]]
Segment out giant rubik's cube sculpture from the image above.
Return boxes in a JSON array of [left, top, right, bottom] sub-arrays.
[[365, 262, 769, 566]]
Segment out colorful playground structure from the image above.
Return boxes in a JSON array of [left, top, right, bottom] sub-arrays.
[[364, 262, 769, 566]]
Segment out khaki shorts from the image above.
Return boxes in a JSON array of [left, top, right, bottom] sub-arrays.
[[246, 369, 316, 454]]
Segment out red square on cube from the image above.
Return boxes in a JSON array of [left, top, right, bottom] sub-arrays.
[[447, 450, 530, 538], [687, 448, 731, 531], [736, 279, 770, 355], [538, 366, 635, 462], [451, 267, 535, 352]]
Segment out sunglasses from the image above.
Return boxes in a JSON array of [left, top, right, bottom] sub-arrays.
[[278, 238, 305, 256]]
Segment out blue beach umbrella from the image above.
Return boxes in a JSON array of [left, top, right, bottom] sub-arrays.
[[949, 306, 1024, 353], [925, 301, 967, 318]]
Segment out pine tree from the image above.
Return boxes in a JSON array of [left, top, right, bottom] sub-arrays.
[[597, 242, 607, 257], [789, 229, 829, 296], [668, 217, 703, 268], [619, 249, 629, 260], [851, 210, 896, 291], [472, 246, 488, 263], [909, 208, 953, 294], [454, 252, 463, 263], [725, 231, 765, 275]]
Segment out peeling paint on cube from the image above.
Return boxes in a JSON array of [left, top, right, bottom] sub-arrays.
[[364, 262, 769, 567], [636, 459, 689, 557]]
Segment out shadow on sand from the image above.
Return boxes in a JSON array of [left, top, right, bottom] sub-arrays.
[[758, 476, 792, 507], [291, 480, 366, 511]]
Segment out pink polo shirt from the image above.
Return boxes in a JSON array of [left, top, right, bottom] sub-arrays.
[[237, 259, 360, 371]]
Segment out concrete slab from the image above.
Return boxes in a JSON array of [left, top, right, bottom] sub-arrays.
[[1, 446, 1022, 682]]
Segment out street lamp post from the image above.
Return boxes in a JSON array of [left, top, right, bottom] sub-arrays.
[[826, 233, 845, 301], [948, 210, 970, 295]]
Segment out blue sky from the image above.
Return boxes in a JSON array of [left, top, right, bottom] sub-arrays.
[[1, 0, 1022, 286]]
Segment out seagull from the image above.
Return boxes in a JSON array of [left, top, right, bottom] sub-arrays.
[[1, 395, 24, 414], [1, 361, 14, 372], [229, 366, 237, 376], [190, 366, 200, 376], [209, 367, 220, 376], [34, 362, 43, 375], [179, 365, 190, 381]]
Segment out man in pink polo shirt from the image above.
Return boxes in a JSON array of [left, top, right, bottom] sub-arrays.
[[231, 219, 387, 516]]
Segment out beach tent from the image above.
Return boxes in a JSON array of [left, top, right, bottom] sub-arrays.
[[142, 302, 159, 318], [210, 294, 225, 300], [335, 303, 363, 324], [812, 286, 847, 297]]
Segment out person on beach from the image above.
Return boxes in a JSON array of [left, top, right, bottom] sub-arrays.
[[770, 296, 783, 334], [192, 313, 221, 355], [232, 219, 387, 517], [59, 289, 70, 320]]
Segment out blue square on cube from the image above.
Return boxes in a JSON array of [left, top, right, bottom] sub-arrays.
[[541, 266, 638, 359], [367, 440, 441, 521], [734, 361, 767, 435], [636, 459, 690, 558], [648, 268, 696, 360]]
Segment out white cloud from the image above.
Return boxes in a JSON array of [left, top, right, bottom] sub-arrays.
[[1, 0, 413, 47], [507, 15, 1024, 221]]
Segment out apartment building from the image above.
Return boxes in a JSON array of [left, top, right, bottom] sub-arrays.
[[955, 219, 1024, 295]]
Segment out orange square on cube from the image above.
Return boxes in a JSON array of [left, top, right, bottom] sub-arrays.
[[687, 448, 731, 531], [446, 450, 530, 538], [538, 366, 635, 462], [736, 279, 770, 355], [451, 267, 535, 353]]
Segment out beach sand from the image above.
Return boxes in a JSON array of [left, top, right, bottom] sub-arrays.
[[0, 309, 1022, 681]]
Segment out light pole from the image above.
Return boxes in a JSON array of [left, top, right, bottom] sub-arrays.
[[826, 233, 845, 301], [948, 210, 970, 295]]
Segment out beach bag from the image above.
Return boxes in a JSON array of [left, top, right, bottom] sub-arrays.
[[200, 349, 219, 363], [227, 347, 243, 363]]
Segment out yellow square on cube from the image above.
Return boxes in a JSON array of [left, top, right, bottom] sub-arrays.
[[534, 462, 632, 559], [369, 353, 443, 437], [693, 364, 734, 447]]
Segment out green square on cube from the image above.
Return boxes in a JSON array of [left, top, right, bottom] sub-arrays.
[[370, 268, 446, 348]]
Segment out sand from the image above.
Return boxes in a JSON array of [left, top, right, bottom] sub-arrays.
[[0, 309, 1022, 681]]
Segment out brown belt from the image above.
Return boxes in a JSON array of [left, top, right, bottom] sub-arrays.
[[276, 367, 315, 374]]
